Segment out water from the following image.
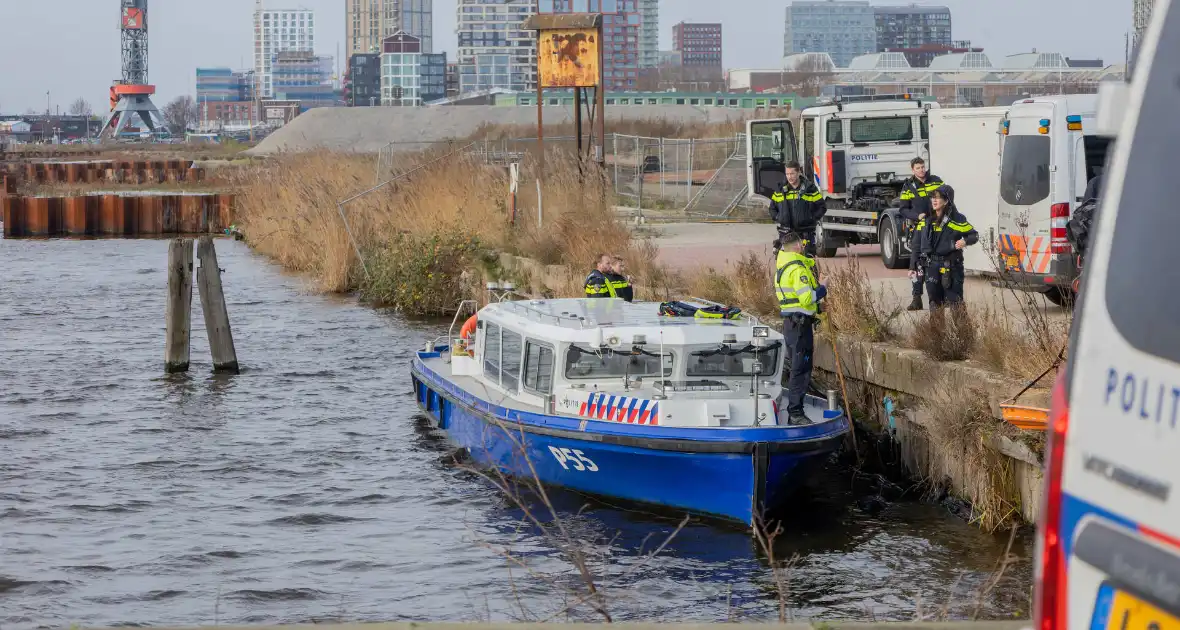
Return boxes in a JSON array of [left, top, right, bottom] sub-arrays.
[[0, 239, 1032, 628]]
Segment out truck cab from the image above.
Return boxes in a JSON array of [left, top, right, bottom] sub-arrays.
[[747, 94, 938, 263]]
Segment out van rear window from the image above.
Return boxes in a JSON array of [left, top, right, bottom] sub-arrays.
[[850, 117, 914, 143], [1000, 135, 1051, 206]]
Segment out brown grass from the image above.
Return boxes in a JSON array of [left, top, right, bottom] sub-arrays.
[[908, 304, 979, 362], [469, 118, 750, 142], [684, 251, 780, 323], [921, 382, 1022, 532], [234, 147, 658, 314], [822, 254, 902, 342]]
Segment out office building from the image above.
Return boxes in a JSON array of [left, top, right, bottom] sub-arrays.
[[420, 52, 448, 103], [346, 54, 383, 106], [445, 63, 460, 97], [254, 3, 316, 98], [272, 51, 336, 107], [455, 0, 537, 94], [673, 22, 722, 68], [196, 68, 258, 128], [874, 5, 951, 53], [784, 0, 875, 68], [346, 0, 434, 56], [539, 0, 653, 90]]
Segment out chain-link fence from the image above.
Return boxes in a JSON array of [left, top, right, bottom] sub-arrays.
[[609, 133, 754, 217], [370, 132, 769, 219]]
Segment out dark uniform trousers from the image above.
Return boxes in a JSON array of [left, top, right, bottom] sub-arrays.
[[924, 259, 966, 307], [782, 315, 815, 414]]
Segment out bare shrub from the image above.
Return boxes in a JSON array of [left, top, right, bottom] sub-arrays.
[[823, 253, 902, 342], [908, 304, 978, 362]]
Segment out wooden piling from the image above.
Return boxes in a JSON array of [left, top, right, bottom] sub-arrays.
[[165, 239, 194, 374], [196, 235, 239, 374]]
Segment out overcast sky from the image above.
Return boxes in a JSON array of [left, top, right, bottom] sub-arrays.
[[0, 0, 1130, 113]]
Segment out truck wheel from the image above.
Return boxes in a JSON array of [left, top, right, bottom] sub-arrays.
[[815, 226, 838, 258], [879, 220, 907, 269], [1043, 287, 1075, 307]]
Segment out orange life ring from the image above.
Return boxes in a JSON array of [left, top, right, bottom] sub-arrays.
[[460, 314, 478, 341]]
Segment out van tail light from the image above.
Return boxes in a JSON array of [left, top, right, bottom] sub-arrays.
[[1051, 203, 1072, 254], [1034, 369, 1071, 630]]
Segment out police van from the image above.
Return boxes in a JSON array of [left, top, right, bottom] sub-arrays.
[[746, 94, 938, 264], [1038, 3, 1180, 630], [997, 95, 1114, 305]]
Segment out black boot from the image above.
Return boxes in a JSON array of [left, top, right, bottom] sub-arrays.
[[788, 412, 811, 426], [907, 295, 924, 311]]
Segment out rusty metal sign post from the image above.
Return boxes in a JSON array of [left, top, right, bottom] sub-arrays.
[[523, 14, 606, 168]]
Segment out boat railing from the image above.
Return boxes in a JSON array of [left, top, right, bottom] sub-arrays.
[[497, 301, 591, 328], [427, 299, 479, 352]]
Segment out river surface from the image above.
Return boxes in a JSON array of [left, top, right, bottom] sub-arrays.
[[0, 239, 1031, 628]]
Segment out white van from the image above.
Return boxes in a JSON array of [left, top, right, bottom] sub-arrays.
[[1037, 3, 1180, 630], [997, 95, 1114, 306]]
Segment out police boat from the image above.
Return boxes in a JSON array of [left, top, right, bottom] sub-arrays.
[[410, 291, 851, 527]]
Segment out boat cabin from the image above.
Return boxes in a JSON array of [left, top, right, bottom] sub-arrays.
[[446, 298, 795, 428]]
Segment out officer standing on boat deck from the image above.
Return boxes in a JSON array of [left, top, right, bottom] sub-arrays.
[[608, 255, 634, 302], [775, 232, 827, 426], [769, 161, 827, 257], [898, 157, 945, 311], [584, 253, 617, 299]]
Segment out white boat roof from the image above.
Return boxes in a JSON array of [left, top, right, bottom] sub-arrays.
[[479, 298, 781, 347]]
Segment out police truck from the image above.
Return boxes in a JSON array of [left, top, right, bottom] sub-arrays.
[[746, 94, 939, 267]]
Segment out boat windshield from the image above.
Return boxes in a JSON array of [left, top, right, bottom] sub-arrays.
[[685, 343, 781, 378], [564, 345, 673, 379]]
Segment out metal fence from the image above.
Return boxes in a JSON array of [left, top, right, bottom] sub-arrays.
[[610, 134, 734, 207], [367, 132, 769, 219]]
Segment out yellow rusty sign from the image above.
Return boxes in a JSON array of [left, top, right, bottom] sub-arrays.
[[538, 28, 601, 88]]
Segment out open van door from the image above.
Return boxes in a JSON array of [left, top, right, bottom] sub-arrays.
[[746, 118, 797, 200]]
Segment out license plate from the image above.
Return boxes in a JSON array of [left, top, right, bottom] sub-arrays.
[[1099, 589, 1180, 630]]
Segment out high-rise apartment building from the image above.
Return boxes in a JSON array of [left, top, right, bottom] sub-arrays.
[[455, 0, 537, 94], [874, 5, 951, 52], [346, 0, 434, 56], [638, 0, 659, 69], [272, 51, 336, 107], [673, 21, 722, 68], [539, 0, 655, 90], [254, 2, 316, 98], [784, 0, 875, 68]]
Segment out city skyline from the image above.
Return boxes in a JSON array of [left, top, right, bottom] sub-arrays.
[[0, 0, 1132, 113]]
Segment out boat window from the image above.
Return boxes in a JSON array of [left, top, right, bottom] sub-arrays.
[[523, 342, 555, 395], [686, 343, 781, 378], [501, 329, 523, 391], [483, 323, 501, 383], [564, 345, 672, 380]]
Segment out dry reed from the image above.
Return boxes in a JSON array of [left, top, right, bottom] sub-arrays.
[[821, 253, 903, 342], [908, 304, 979, 362], [233, 147, 658, 315], [921, 381, 1022, 532]]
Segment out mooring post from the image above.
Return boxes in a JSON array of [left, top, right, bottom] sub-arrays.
[[165, 238, 194, 373], [196, 235, 239, 374]]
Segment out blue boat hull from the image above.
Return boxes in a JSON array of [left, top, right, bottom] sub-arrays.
[[410, 354, 849, 527]]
